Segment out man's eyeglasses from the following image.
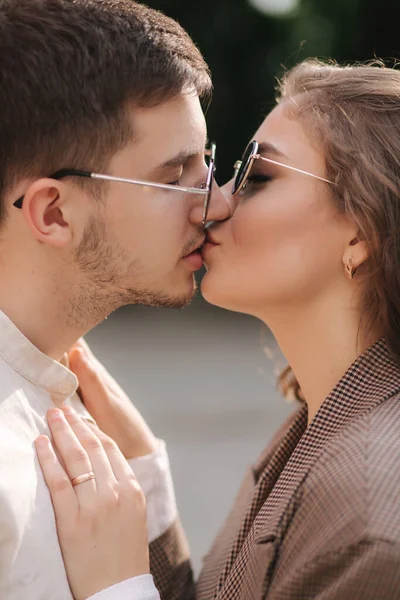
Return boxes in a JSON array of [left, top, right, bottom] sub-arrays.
[[232, 140, 334, 196], [14, 143, 216, 226]]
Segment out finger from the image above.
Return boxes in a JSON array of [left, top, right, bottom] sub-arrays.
[[69, 346, 97, 379], [61, 405, 117, 489], [68, 347, 89, 372], [71, 339, 115, 381], [73, 344, 113, 380], [68, 348, 113, 415], [85, 421, 137, 483], [68, 341, 97, 377], [47, 408, 97, 502], [72, 338, 97, 362], [35, 435, 79, 521], [67, 348, 90, 405]]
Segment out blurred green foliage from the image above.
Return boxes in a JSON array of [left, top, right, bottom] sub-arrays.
[[143, 0, 400, 183]]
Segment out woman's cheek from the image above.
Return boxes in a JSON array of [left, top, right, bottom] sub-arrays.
[[231, 199, 268, 249]]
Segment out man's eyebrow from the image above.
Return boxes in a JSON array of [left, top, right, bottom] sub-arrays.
[[257, 141, 288, 159], [159, 141, 209, 170], [161, 149, 200, 168]]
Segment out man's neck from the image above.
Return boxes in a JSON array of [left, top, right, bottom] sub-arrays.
[[0, 265, 99, 360]]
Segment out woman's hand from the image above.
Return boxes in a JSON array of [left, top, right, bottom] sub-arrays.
[[35, 405, 150, 600], [68, 339, 158, 459]]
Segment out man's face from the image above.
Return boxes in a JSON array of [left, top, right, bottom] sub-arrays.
[[72, 93, 230, 316]]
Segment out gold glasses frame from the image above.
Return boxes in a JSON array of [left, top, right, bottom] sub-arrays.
[[232, 140, 334, 196]]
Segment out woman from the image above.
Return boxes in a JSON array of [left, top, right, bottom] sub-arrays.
[[36, 59, 400, 599]]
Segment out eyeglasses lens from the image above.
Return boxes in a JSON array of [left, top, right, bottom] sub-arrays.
[[232, 141, 257, 195]]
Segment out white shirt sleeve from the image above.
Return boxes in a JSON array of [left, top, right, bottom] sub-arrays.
[[127, 439, 177, 543], [86, 574, 160, 600]]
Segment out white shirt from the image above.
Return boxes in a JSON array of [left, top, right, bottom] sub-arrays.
[[0, 309, 173, 600]]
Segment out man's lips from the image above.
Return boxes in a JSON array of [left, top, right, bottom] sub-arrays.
[[182, 237, 206, 259], [181, 249, 203, 271], [181, 237, 206, 271]]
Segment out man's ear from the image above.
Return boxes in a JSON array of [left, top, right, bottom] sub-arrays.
[[21, 179, 73, 247]]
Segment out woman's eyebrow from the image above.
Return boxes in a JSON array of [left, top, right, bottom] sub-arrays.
[[257, 141, 288, 159]]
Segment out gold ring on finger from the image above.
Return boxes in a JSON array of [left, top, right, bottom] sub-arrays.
[[71, 471, 95, 487]]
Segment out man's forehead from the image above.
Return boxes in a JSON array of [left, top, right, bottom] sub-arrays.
[[133, 96, 206, 149], [133, 93, 205, 134]]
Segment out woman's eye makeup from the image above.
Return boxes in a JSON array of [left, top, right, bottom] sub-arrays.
[[239, 172, 273, 196], [247, 173, 273, 184]]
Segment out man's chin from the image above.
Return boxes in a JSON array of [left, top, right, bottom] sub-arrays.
[[160, 277, 198, 309], [147, 291, 194, 309], [125, 276, 197, 309]]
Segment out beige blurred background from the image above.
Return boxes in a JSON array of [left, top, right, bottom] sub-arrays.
[[86, 292, 294, 573]]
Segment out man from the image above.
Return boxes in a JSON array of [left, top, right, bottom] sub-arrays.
[[0, 1, 230, 598]]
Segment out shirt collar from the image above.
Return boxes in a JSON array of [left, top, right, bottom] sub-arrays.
[[0, 309, 78, 402]]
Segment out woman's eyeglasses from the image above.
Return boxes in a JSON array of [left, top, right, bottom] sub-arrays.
[[13, 143, 216, 226], [232, 140, 334, 196]]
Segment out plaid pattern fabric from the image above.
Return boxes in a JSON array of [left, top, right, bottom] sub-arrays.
[[151, 339, 400, 599], [150, 517, 195, 600]]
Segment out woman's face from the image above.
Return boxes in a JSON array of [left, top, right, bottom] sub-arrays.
[[201, 101, 357, 318]]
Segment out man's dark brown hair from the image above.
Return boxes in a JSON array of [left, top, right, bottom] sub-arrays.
[[0, 0, 211, 221]]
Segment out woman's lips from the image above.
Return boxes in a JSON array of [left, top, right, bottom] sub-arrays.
[[201, 241, 219, 257]]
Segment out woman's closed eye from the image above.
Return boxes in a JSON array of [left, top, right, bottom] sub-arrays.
[[239, 173, 273, 196]]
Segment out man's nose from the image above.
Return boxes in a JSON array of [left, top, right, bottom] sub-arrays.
[[189, 180, 234, 226]]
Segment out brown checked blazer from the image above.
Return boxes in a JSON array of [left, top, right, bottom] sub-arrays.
[[150, 338, 400, 599]]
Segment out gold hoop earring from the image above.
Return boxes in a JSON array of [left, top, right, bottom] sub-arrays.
[[344, 257, 356, 280]]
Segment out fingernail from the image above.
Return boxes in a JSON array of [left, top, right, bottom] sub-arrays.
[[48, 408, 64, 421], [36, 436, 49, 448], [70, 349, 80, 361], [62, 405, 75, 415]]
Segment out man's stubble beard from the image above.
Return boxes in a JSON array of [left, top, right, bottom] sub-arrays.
[[64, 215, 196, 329]]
